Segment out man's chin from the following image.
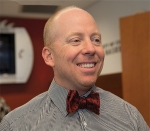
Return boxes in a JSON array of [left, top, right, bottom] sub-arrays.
[[80, 80, 96, 88]]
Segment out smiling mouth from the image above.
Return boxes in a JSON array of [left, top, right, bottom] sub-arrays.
[[77, 63, 96, 68]]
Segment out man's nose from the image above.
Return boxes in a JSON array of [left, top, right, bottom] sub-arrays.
[[81, 40, 96, 55]]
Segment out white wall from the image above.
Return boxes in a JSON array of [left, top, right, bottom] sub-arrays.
[[86, 1, 150, 75]]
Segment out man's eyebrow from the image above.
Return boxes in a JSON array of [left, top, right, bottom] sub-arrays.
[[67, 32, 83, 37], [67, 32, 101, 37], [91, 32, 101, 38]]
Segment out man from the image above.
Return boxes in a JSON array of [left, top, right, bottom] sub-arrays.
[[0, 6, 149, 131]]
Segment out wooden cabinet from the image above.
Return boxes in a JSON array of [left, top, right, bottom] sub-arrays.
[[120, 12, 150, 126]]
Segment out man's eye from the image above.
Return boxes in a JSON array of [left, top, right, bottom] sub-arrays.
[[69, 38, 81, 46], [73, 39, 80, 42], [94, 39, 100, 42], [92, 38, 101, 45]]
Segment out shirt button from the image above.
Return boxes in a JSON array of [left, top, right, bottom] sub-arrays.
[[83, 121, 87, 127]]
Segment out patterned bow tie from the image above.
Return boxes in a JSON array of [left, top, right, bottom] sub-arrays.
[[66, 90, 100, 115]]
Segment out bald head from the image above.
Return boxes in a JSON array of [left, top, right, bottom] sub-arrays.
[[42, 6, 104, 93], [43, 6, 97, 47]]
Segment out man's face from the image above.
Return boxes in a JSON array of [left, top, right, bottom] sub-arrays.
[[48, 9, 105, 94]]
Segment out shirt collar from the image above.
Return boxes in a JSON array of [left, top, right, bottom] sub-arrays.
[[48, 79, 68, 116], [48, 79, 97, 116]]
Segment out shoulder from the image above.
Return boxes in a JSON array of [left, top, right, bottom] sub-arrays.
[[94, 86, 149, 130], [94, 86, 137, 110], [1, 91, 49, 125], [95, 86, 140, 116]]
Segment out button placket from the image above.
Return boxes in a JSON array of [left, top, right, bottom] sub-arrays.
[[78, 110, 87, 131]]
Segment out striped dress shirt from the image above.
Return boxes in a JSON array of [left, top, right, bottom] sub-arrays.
[[0, 79, 149, 131]]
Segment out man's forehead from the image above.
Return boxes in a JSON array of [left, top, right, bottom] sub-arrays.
[[55, 8, 83, 19], [54, 8, 90, 23]]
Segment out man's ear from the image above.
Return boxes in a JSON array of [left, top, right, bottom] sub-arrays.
[[42, 46, 54, 67]]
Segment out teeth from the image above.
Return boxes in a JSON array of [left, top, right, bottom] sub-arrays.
[[78, 63, 95, 68]]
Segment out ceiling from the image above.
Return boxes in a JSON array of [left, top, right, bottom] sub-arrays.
[[11, 0, 98, 8], [0, 0, 99, 18]]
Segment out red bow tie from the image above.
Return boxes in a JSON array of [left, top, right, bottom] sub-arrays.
[[66, 90, 100, 115]]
